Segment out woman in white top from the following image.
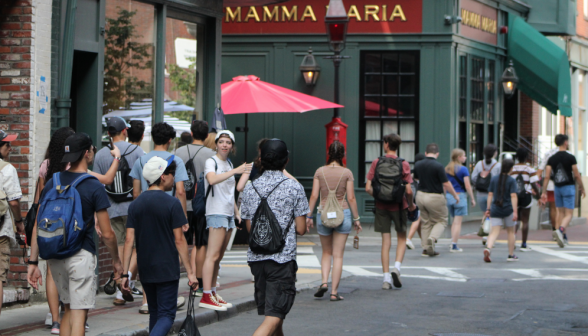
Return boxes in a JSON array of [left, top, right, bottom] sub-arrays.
[[199, 130, 251, 311]]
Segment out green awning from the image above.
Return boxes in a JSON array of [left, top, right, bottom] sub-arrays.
[[508, 15, 572, 117]]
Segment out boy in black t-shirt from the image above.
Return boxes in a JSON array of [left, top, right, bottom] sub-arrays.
[[541, 134, 586, 248]]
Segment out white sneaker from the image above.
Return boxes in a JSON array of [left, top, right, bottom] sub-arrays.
[[177, 296, 186, 309], [406, 239, 415, 250], [45, 312, 53, 326], [553, 230, 564, 248], [519, 246, 532, 252]]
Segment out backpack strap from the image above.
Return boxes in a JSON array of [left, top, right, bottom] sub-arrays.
[[252, 178, 288, 199], [321, 167, 346, 193], [70, 173, 95, 188], [122, 144, 139, 158], [489, 162, 497, 171]]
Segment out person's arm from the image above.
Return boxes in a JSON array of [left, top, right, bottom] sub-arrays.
[[572, 165, 586, 198], [283, 169, 297, 181], [96, 209, 123, 279], [405, 183, 415, 210], [132, 179, 141, 200], [90, 146, 122, 185], [464, 176, 476, 207], [234, 202, 241, 227], [485, 192, 493, 218], [236, 165, 252, 192], [175, 181, 188, 221], [295, 216, 306, 236], [306, 178, 320, 232], [471, 162, 480, 186], [540, 165, 553, 203], [511, 192, 518, 221], [246, 219, 252, 233], [444, 181, 459, 202], [173, 226, 198, 288], [206, 162, 251, 185], [35, 177, 45, 204], [9, 199, 24, 234], [365, 180, 373, 196], [346, 180, 363, 234], [120, 227, 135, 292], [27, 218, 42, 289]]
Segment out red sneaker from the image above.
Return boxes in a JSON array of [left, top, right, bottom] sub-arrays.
[[483, 248, 491, 263], [213, 292, 233, 308], [198, 293, 227, 311]]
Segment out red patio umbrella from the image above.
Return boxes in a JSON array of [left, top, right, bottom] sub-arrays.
[[221, 75, 343, 161]]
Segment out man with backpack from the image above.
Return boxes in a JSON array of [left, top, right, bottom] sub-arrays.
[[27, 132, 124, 335], [240, 139, 309, 336], [0, 131, 25, 316], [94, 116, 145, 305], [541, 134, 586, 248], [414, 143, 459, 257], [129, 122, 189, 313], [510, 148, 540, 251], [365, 133, 415, 290], [174, 120, 215, 296]]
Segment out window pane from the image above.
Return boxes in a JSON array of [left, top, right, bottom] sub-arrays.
[[400, 75, 415, 95], [399, 121, 415, 141], [487, 60, 495, 122], [383, 75, 398, 95], [364, 96, 381, 117], [365, 75, 382, 95], [399, 53, 416, 73], [459, 56, 467, 120], [400, 142, 415, 162], [365, 121, 381, 140], [398, 98, 415, 117], [383, 53, 398, 73], [383, 120, 398, 136], [383, 97, 398, 117], [365, 142, 381, 161], [365, 53, 381, 73]]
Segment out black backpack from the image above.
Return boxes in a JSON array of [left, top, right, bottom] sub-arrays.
[[249, 179, 293, 255], [105, 145, 139, 203], [475, 161, 497, 192], [371, 157, 406, 204], [515, 172, 532, 207], [184, 145, 205, 200]]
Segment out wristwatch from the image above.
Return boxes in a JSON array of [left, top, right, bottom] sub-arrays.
[[27, 260, 38, 265], [15, 219, 23, 223], [114, 157, 121, 162], [121, 273, 129, 278]]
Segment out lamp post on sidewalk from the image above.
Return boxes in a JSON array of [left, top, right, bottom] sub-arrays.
[[324, 0, 350, 164]]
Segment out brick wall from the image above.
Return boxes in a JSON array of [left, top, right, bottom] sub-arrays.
[[519, 92, 540, 165]]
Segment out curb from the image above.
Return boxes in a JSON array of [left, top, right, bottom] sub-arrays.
[[97, 282, 319, 336]]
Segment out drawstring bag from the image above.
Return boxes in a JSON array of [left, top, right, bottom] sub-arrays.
[[178, 289, 202, 336], [319, 168, 346, 228]]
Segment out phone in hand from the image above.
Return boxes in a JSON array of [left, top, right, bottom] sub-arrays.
[[109, 137, 114, 149]]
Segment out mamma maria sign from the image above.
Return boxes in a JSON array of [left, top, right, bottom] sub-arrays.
[[222, 0, 422, 34]]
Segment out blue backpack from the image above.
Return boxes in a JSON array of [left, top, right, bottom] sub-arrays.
[[37, 172, 94, 260], [192, 157, 232, 217]]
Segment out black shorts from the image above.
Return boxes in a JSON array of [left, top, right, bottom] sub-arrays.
[[185, 212, 209, 247], [249, 260, 297, 320]]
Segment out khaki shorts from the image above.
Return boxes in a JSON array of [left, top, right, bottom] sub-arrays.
[[0, 237, 10, 283], [374, 208, 407, 233], [111, 216, 130, 246], [48, 249, 97, 310]]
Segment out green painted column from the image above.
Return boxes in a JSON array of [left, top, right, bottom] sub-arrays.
[[55, 0, 78, 128], [153, 4, 167, 126]]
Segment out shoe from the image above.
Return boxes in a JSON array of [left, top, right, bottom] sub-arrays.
[[482, 237, 487, 246], [214, 292, 233, 308], [382, 281, 392, 290], [427, 237, 436, 256], [177, 296, 186, 309], [507, 255, 519, 261], [406, 239, 415, 250], [139, 303, 149, 314], [391, 268, 402, 288], [198, 293, 227, 311], [314, 284, 328, 297], [85, 323, 89, 330], [45, 313, 52, 326], [113, 298, 126, 306], [483, 248, 491, 263], [131, 286, 143, 296], [104, 272, 116, 295], [519, 246, 532, 252], [450, 245, 463, 253], [421, 250, 439, 257], [50, 322, 60, 335], [563, 233, 569, 245], [192, 288, 203, 297], [553, 229, 564, 248]]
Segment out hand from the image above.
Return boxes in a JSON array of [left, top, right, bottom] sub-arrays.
[[408, 204, 416, 212], [121, 277, 130, 292], [113, 260, 124, 281], [27, 264, 43, 290], [182, 223, 189, 232], [306, 217, 314, 233], [531, 189, 537, 196], [354, 221, 363, 234], [188, 273, 199, 290], [471, 199, 476, 207], [581, 188, 586, 199], [16, 222, 25, 235], [512, 213, 518, 222], [95, 223, 102, 238], [484, 210, 491, 218], [235, 215, 242, 230], [235, 163, 252, 175], [109, 144, 121, 158], [540, 193, 547, 204], [454, 194, 460, 203]]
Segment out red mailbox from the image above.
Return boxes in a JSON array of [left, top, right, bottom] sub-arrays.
[[325, 117, 348, 165]]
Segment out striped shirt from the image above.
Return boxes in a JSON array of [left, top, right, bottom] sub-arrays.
[[510, 163, 539, 194]]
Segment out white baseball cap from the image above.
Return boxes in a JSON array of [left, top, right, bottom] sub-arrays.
[[215, 130, 235, 142], [143, 155, 175, 185]]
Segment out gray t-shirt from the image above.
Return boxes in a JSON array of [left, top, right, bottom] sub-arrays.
[[174, 144, 216, 211], [94, 141, 145, 219]]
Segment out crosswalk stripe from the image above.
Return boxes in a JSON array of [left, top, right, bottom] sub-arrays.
[[531, 246, 588, 265], [424, 267, 468, 279]]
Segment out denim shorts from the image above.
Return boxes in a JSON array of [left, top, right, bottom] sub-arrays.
[[317, 209, 352, 236], [206, 215, 235, 230], [446, 192, 468, 217], [554, 185, 576, 210]]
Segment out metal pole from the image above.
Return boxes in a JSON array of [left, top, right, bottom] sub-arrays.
[[333, 52, 340, 118], [153, 4, 167, 126], [55, 0, 79, 127], [244, 114, 249, 164]]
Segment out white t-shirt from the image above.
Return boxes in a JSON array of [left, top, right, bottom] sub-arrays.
[[0, 160, 22, 245], [204, 156, 235, 216]]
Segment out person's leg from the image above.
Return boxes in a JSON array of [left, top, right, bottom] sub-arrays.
[[196, 246, 206, 279], [142, 282, 158, 332], [407, 217, 421, 241], [330, 232, 348, 296], [396, 231, 407, 263], [381, 233, 391, 273], [549, 201, 557, 229], [507, 226, 516, 256], [451, 216, 463, 245], [253, 316, 284, 336], [203, 227, 227, 291], [66, 308, 89, 336], [486, 220, 502, 249], [150, 280, 179, 336], [60, 305, 72, 336], [416, 193, 432, 251], [46, 265, 61, 323], [212, 228, 233, 290], [520, 208, 531, 246], [319, 234, 333, 285], [561, 208, 574, 229], [428, 194, 449, 247]]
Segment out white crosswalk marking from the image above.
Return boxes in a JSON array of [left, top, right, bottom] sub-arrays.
[[424, 267, 468, 279], [220, 246, 319, 265], [531, 245, 588, 265]]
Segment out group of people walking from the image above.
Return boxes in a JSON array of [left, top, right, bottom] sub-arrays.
[[0, 111, 579, 336]]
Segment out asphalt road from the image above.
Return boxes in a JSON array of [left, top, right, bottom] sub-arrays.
[[199, 237, 588, 336]]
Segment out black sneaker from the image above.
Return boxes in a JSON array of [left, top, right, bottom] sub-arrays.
[[507, 255, 519, 262], [131, 287, 143, 296], [103, 273, 116, 295]]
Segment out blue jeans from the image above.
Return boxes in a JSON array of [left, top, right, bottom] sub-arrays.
[[446, 192, 468, 217], [554, 185, 576, 209], [317, 209, 352, 235], [143, 280, 179, 336]]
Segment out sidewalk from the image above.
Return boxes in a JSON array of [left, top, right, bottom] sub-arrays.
[[0, 238, 323, 336]]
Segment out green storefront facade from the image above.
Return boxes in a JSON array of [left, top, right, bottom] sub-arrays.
[[221, 0, 539, 221]]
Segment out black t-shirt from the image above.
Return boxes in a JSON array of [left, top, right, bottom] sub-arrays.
[[41, 172, 111, 255], [249, 164, 260, 181], [127, 190, 188, 283], [414, 157, 448, 194], [547, 151, 577, 187]]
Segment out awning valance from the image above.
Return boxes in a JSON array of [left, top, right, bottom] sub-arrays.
[[508, 15, 572, 117]]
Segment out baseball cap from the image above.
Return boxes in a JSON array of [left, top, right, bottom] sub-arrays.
[[107, 116, 130, 133], [261, 138, 289, 161], [0, 130, 17, 142], [143, 155, 175, 185], [62, 133, 93, 163], [215, 130, 235, 143]]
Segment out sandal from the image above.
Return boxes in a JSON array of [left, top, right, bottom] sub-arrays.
[[330, 293, 344, 301], [314, 283, 328, 298]]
